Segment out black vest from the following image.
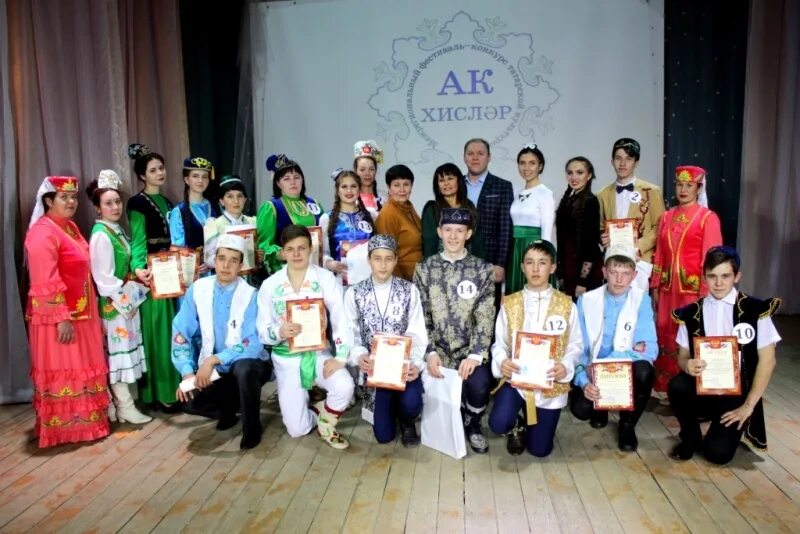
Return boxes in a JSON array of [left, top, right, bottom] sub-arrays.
[[127, 192, 173, 253], [673, 292, 781, 450]]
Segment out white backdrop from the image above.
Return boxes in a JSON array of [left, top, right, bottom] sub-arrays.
[[252, 0, 664, 208]]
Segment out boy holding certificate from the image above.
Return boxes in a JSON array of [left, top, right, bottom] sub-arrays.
[[171, 234, 271, 450], [414, 208, 496, 453], [669, 246, 781, 464], [345, 234, 428, 446], [488, 240, 582, 457], [257, 225, 354, 449], [571, 245, 657, 452]]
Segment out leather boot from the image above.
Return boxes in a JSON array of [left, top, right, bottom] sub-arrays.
[[111, 382, 153, 424]]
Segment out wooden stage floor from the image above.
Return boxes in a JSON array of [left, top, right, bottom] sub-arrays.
[[1, 316, 799, 533]]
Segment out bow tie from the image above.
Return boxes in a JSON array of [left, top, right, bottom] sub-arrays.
[[616, 183, 634, 194]]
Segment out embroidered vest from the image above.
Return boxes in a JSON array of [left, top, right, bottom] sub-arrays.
[[673, 293, 781, 450], [127, 192, 173, 253], [504, 289, 572, 397], [178, 200, 219, 249], [194, 277, 255, 365], [352, 277, 412, 347], [91, 222, 132, 320]]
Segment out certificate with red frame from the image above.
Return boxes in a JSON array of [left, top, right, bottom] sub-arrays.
[[510, 332, 558, 391], [226, 225, 257, 274], [286, 298, 327, 353], [308, 226, 324, 267], [695, 336, 741, 395], [592, 359, 634, 411], [147, 251, 185, 299], [366, 333, 412, 391], [605, 218, 639, 249]]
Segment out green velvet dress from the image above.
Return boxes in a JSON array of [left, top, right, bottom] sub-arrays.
[[127, 192, 180, 405]]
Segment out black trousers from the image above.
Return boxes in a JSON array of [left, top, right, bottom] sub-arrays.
[[668, 372, 746, 465], [569, 360, 654, 426], [194, 358, 272, 441]]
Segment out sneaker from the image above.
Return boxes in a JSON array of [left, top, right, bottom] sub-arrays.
[[464, 412, 488, 454]]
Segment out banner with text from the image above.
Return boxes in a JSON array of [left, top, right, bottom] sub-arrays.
[[253, 0, 664, 206]]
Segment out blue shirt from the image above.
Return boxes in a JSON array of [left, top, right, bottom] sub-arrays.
[[573, 288, 658, 388], [465, 171, 488, 206], [171, 278, 264, 376]]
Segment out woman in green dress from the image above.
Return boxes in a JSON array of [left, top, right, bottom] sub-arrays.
[[256, 154, 324, 273], [126, 143, 182, 412], [420, 162, 484, 259]]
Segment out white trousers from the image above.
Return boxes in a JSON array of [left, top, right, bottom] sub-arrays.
[[272, 353, 355, 438]]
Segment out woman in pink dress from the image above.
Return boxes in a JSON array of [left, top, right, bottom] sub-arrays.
[[25, 176, 110, 447], [650, 166, 723, 392]]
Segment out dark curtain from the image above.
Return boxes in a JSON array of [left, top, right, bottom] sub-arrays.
[[663, 0, 749, 246], [180, 0, 256, 214]]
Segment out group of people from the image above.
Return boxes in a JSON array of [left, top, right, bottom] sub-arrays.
[[23, 136, 780, 467]]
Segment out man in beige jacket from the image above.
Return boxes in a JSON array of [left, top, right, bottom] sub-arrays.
[[598, 138, 665, 264]]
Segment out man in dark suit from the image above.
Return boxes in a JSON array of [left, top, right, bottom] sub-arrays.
[[463, 138, 514, 299]]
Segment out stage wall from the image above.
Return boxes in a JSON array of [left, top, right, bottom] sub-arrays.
[[252, 0, 664, 206]]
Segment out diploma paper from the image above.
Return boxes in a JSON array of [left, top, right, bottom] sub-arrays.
[[343, 240, 370, 286], [593, 360, 634, 411], [606, 219, 637, 249], [287, 299, 326, 352], [368, 335, 411, 390], [226, 225, 257, 274], [696, 337, 740, 394], [149, 253, 184, 299], [179, 369, 221, 392], [309, 226, 323, 267], [511, 332, 556, 390], [178, 248, 199, 287]]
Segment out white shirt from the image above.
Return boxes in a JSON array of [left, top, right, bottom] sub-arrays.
[[256, 264, 349, 360], [509, 183, 554, 242], [491, 287, 583, 408], [344, 277, 428, 370], [89, 221, 129, 297], [676, 289, 781, 350], [615, 177, 637, 219]]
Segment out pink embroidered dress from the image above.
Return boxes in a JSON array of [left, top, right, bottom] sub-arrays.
[[25, 214, 110, 447]]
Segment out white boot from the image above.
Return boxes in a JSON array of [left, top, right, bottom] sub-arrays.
[[111, 382, 153, 424]]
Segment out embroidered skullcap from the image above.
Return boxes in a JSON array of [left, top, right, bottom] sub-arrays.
[[217, 233, 246, 255], [613, 138, 641, 159], [354, 140, 384, 164], [330, 167, 346, 181], [438, 207, 471, 227], [604, 244, 638, 265], [98, 170, 122, 191], [29, 176, 79, 229], [183, 156, 215, 180], [675, 165, 708, 207], [127, 143, 151, 160], [675, 165, 706, 183], [219, 175, 243, 185], [266, 153, 295, 172], [368, 234, 397, 254]]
